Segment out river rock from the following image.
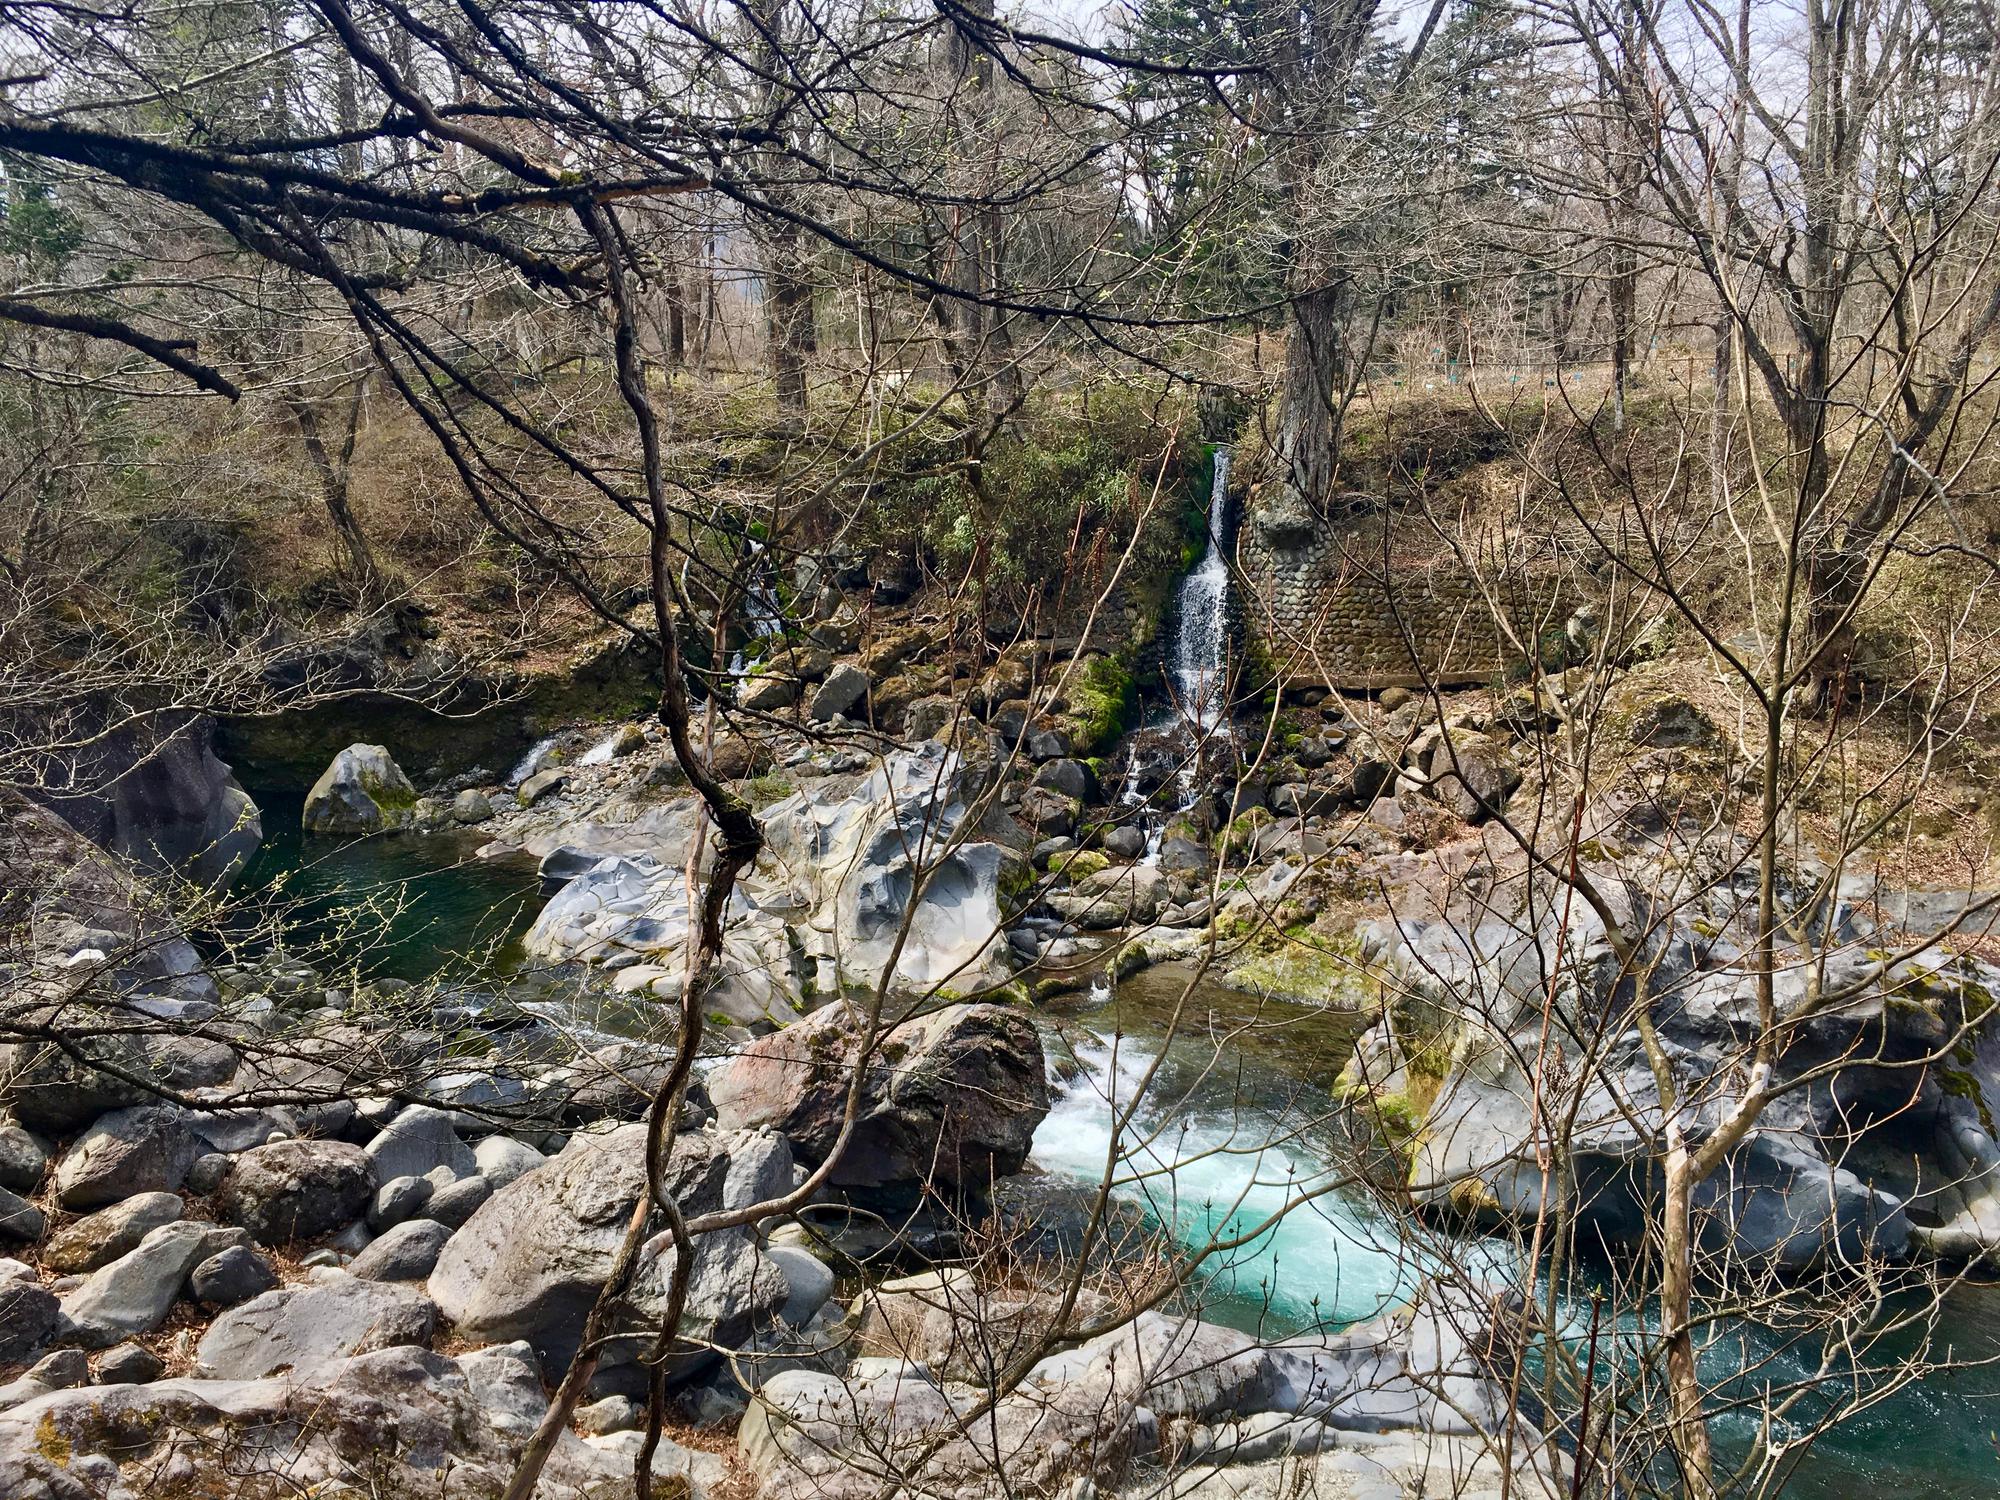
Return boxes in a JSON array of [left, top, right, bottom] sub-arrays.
[[473, 1134, 546, 1187], [60, 1220, 219, 1347], [451, 788, 496, 823], [0, 1280, 59, 1363], [96, 1342, 165, 1385], [195, 1270, 437, 1380], [53, 1105, 201, 1209], [767, 1246, 836, 1326], [1101, 825, 1147, 860], [43, 1192, 184, 1274], [424, 1173, 491, 1228], [0, 1185, 43, 1245], [364, 1103, 475, 1182], [350, 1218, 452, 1282], [369, 1174, 433, 1230], [710, 1001, 1049, 1204], [219, 1139, 375, 1245], [429, 1124, 789, 1373], [809, 663, 869, 721], [302, 743, 417, 834], [185, 1152, 231, 1194], [188, 1244, 278, 1307], [0, 1126, 47, 1192]]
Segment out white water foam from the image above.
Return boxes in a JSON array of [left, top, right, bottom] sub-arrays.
[[1032, 1030, 1418, 1328]]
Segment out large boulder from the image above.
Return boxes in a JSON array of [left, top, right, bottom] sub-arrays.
[[429, 1124, 792, 1374], [710, 1001, 1049, 1203], [363, 1104, 475, 1182], [52, 1105, 200, 1209], [759, 742, 1014, 994], [28, 713, 261, 887], [60, 1220, 227, 1347], [43, 1192, 184, 1274], [194, 1270, 437, 1380], [0, 1281, 59, 1364], [301, 743, 417, 835], [219, 1139, 376, 1245]]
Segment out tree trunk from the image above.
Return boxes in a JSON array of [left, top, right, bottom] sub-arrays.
[[1660, 1146, 1717, 1499], [1273, 281, 1342, 511]]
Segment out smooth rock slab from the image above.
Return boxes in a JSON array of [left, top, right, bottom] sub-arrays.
[[43, 1192, 184, 1274], [194, 1270, 437, 1380], [52, 1105, 199, 1209], [59, 1220, 219, 1348]]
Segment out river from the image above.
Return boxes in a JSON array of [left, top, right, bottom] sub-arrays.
[[239, 798, 2000, 1496]]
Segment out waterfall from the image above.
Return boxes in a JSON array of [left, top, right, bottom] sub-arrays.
[[1168, 447, 1231, 737], [727, 541, 786, 679]]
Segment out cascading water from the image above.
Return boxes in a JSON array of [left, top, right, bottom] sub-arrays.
[[1167, 446, 1231, 738], [727, 541, 786, 680]]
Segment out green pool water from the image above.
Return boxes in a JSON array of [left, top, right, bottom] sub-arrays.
[[224, 779, 544, 983], [1034, 965, 2000, 1499]]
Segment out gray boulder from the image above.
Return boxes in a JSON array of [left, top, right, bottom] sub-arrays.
[[518, 767, 568, 806], [43, 1192, 184, 1274], [740, 673, 799, 713], [96, 1342, 165, 1385], [429, 1124, 788, 1373], [766, 1246, 835, 1327], [368, 1174, 433, 1230], [194, 1270, 437, 1380], [1100, 825, 1147, 860], [0, 1280, 59, 1363], [219, 1139, 375, 1245], [451, 789, 496, 824], [425, 1173, 491, 1228], [53, 1105, 200, 1209], [302, 743, 417, 835], [60, 1220, 219, 1347], [349, 1219, 452, 1282], [710, 1002, 1049, 1204], [809, 663, 869, 722], [0, 1185, 44, 1245], [188, 1245, 278, 1307], [1031, 757, 1098, 803], [1423, 738, 1520, 822], [185, 1152, 230, 1194], [473, 1135, 546, 1188], [0, 1125, 47, 1192], [363, 1104, 475, 1183]]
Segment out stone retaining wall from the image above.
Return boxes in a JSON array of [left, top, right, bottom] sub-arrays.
[[1238, 498, 1583, 690]]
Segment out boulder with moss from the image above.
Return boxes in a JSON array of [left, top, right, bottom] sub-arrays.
[[302, 744, 419, 835]]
